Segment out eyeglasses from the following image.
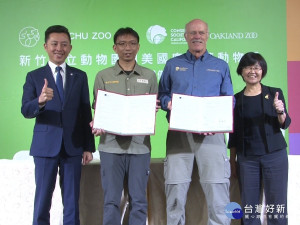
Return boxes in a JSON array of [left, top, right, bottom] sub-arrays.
[[115, 41, 138, 48], [244, 66, 262, 72]]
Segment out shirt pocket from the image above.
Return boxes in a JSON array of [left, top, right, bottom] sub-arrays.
[[134, 83, 151, 94]]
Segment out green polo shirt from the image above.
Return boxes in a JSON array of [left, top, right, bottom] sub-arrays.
[[93, 61, 158, 154]]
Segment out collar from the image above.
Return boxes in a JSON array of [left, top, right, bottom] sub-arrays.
[[186, 50, 209, 61], [238, 83, 269, 113], [113, 60, 141, 76], [240, 83, 267, 95], [48, 61, 67, 74]]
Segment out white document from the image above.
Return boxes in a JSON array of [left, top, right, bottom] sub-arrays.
[[169, 94, 233, 133], [93, 90, 157, 135]]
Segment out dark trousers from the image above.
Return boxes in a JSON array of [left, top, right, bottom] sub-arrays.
[[237, 149, 288, 225], [100, 152, 150, 225], [33, 147, 82, 225]]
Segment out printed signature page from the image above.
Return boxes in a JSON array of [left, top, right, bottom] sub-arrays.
[[93, 90, 157, 135], [169, 94, 233, 133]]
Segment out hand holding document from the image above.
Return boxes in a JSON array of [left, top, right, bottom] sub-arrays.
[[93, 90, 157, 135], [169, 94, 233, 133]]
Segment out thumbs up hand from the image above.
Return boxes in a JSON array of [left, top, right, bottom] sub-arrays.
[[38, 79, 54, 105], [273, 92, 284, 114]]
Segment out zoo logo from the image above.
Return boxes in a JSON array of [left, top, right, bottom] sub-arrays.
[[146, 25, 167, 44], [19, 26, 40, 47]]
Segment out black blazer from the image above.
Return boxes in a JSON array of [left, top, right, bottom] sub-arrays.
[[228, 84, 291, 155]]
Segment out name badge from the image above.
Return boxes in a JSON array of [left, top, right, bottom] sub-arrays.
[[137, 79, 148, 84]]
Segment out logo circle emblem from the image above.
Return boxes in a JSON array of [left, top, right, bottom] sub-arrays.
[[146, 25, 167, 44], [225, 202, 243, 219], [19, 26, 40, 47]]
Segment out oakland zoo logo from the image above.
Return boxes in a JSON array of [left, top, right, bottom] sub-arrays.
[[146, 25, 167, 44], [225, 202, 243, 219], [19, 26, 40, 47]]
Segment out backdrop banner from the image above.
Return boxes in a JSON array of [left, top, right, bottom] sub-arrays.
[[0, 0, 288, 158]]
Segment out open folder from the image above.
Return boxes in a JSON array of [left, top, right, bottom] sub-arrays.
[[93, 90, 157, 135], [169, 94, 233, 133]]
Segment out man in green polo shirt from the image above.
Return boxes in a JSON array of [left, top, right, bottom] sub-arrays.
[[91, 27, 158, 225]]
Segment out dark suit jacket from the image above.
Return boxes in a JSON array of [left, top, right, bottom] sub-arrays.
[[21, 63, 95, 157], [228, 84, 291, 155]]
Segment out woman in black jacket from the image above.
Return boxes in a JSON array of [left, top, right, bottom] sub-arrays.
[[228, 52, 291, 225]]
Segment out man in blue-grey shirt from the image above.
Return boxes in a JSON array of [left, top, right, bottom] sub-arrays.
[[159, 19, 233, 225]]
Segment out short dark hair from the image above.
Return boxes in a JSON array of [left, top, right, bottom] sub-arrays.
[[45, 25, 71, 43], [236, 52, 267, 78], [113, 27, 139, 44]]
